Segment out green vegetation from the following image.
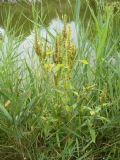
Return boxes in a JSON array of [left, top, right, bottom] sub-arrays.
[[0, 0, 120, 159]]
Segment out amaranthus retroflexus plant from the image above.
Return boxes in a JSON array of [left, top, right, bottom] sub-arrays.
[[34, 15, 76, 87]]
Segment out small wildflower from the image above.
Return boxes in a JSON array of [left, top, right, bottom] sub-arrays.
[[56, 64, 64, 72], [80, 59, 88, 65], [44, 63, 54, 72]]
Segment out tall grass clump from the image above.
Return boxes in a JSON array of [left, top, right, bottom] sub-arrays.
[[0, 0, 120, 159]]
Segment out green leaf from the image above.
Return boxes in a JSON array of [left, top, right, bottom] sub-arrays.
[[0, 103, 12, 123], [89, 127, 96, 143], [56, 133, 60, 148]]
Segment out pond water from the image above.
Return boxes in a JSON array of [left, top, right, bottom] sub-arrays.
[[0, 0, 93, 63], [0, 0, 98, 35], [0, 1, 73, 34], [0, 17, 80, 67], [0, 0, 119, 66], [0, 0, 118, 36]]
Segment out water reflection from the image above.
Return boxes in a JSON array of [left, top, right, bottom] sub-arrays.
[[19, 18, 78, 66], [1, 15, 117, 69], [0, 18, 96, 67], [0, 0, 74, 35], [0, 27, 9, 58], [0, 27, 5, 38]]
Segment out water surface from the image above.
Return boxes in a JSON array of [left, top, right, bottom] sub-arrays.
[[0, 0, 119, 65], [0, 0, 76, 35]]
